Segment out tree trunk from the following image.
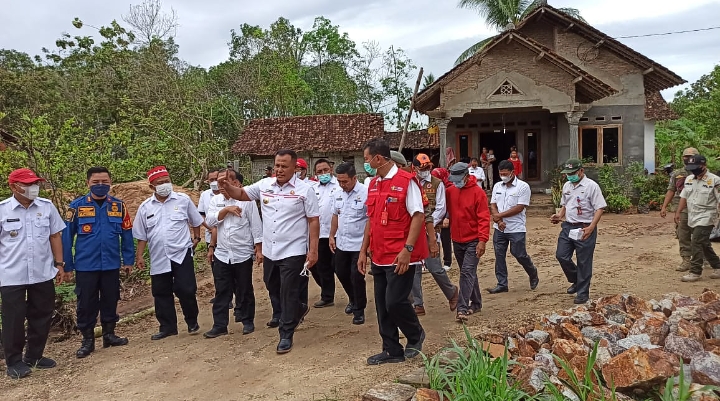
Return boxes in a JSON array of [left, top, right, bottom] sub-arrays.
[[398, 67, 423, 152]]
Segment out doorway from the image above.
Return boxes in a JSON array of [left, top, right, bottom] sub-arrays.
[[479, 131, 516, 186], [524, 130, 540, 180], [456, 132, 472, 160]]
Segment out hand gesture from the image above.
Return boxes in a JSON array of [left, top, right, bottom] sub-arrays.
[[224, 206, 242, 217], [475, 242, 486, 258], [393, 249, 411, 275]]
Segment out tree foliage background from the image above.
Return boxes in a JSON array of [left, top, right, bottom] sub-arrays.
[[656, 64, 720, 171], [0, 1, 420, 204]]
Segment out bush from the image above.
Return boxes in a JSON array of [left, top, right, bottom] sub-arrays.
[[605, 193, 632, 213], [639, 173, 669, 210]]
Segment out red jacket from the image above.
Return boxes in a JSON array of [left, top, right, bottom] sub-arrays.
[[509, 158, 522, 175], [446, 175, 490, 243]]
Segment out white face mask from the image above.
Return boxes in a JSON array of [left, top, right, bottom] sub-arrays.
[[209, 181, 219, 191], [417, 170, 431, 181], [155, 182, 173, 197], [18, 184, 40, 201], [500, 175, 513, 184]]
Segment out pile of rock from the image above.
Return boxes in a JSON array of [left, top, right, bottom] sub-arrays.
[[362, 290, 720, 401], [500, 289, 720, 399]]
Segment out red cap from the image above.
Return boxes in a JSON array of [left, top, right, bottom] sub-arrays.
[[147, 166, 170, 182], [8, 168, 46, 185], [296, 159, 308, 169]]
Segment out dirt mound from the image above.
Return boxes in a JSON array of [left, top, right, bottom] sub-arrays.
[[109, 181, 202, 217]]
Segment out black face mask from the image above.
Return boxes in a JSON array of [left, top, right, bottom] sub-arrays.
[[687, 167, 705, 176]]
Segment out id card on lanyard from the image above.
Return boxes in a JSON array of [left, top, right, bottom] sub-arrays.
[[381, 198, 389, 226]]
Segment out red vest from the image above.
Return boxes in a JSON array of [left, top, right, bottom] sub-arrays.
[[367, 169, 429, 265]]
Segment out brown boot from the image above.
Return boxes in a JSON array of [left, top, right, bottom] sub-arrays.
[[675, 259, 691, 272]]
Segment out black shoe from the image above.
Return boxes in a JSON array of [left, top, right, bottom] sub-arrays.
[[188, 323, 200, 334], [209, 297, 216, 304], [277, 338, 293, 354], [228, 302, 233, 309], [574, 296, 589, 305], [345, 303, 354, 315], [298, 303, 310, 326], [203, 327, 228, 339], [102, 322, 129, 348], [352, 314, 365, 325], [234, 315, 242, 323], [266, 318, 280, 328], [530, 277, 540, 290], [242, 323, 255, 335], [151, 331, 178, 340], [487, 285, 509, 294], [367, 351, 405, 365], [22, 356, 56, 369], [567, 284, 578, 294], [313, 299, 334, 308], [6, 362, 32, 379], [405, 330, 426, 359], [76, 329, 95, 359]]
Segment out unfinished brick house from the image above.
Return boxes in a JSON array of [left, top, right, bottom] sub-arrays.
[[415, 4, 684, 186], [232, 113, 440, 181]]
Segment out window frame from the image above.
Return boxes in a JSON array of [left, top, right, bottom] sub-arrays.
[[578, 124, 623, 166]]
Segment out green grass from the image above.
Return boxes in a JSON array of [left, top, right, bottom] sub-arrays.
[[654, 361, 719, 401]]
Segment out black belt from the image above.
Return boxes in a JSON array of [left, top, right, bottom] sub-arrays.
[[566, 222, 591, 227]]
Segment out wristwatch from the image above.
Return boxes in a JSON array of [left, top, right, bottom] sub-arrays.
[[208, 245, 216, 250], [404, 244, 414, 253], [54, 261, 65, 268]]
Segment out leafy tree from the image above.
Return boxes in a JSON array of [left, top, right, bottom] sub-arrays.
[[455, 0, 583, 65]]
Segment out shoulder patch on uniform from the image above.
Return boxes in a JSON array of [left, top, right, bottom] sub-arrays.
[[65, 208, 76, 222], [121, 205, 133, 230]]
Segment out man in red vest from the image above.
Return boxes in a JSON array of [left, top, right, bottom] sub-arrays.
[[359, 139, 428, 365]]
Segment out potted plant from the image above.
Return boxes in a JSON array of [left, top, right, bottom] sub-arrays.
[[546, 166, 565, 214]]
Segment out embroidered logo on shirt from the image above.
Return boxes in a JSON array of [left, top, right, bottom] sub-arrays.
[[390, 186, 403, 192], [81, 224, 92, 233], [78, 206, 95, 217], [65, 208, 76, 221]]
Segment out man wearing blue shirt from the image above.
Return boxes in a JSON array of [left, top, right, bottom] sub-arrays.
[[63, 167, 135, 358]]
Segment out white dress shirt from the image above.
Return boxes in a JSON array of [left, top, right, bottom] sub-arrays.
[[364, 177, 373, 186], [206, 194, 262, 264], [197, 188, 219, 243], [420, 177, 446, 227], [561, 177, 607, 224], [468, 166, 486, 187], [244, 176, 320, 261], [490, 176, 531, 233], [0, 196, 66, 286], [333, 181, 368, 252], [132, 192, 204, 275], [313, 177, 342, 238]]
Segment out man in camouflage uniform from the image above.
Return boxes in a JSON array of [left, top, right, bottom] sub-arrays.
[[660, 147, 708, 271]]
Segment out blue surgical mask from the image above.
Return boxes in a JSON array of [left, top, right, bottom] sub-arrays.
[[567, 174, 581, 183], [364, 162, 377, 177], [318, 173, 332, 184], [455, 177, 467, 189], [90, 184, 111, 198]]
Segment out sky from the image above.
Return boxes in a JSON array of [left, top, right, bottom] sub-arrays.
[[2, 0, 720, 101]]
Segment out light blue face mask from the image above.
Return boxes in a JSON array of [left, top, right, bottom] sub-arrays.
[[454, 175, 468, 189], [567, 174, 581, 183], [318, 173, 332, 184], [364, 162, 377, 177]]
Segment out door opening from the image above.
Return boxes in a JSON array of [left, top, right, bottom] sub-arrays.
[[525, 130, 540, 180], [456, 132, 472, 160], [479, 131, 516, 187]]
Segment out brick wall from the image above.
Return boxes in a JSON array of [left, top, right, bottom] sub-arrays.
[[518, 21, 555, 50]]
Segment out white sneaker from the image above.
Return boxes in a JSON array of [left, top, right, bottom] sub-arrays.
[[681, 273, 702, 282], [710, 270, 720, 279], [443, 265, 451, 272]]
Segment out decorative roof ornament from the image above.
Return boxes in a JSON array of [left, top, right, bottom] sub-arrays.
[[505, 21, 516, 31]]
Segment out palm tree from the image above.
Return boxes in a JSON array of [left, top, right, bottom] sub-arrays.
[[422, 73, 436, 90], [455, 0, 583, 65]]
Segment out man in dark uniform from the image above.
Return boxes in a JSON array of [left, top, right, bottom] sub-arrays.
[[63, 167, 135, 358], [660, 147, 709, 271], [359, 139, 427, 365]]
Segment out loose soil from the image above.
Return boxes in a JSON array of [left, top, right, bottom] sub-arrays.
[[2, 212, 719, 400]]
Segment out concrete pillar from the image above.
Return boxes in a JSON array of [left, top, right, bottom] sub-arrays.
[[437, 118, 451, 167], [565, 111, 584, 159]]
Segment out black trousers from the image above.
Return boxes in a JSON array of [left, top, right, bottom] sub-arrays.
[[212, 257, 255, 329], [75, 269, 121, 331], [311, 238, 335, 302], [150, 249, 199, 333], [263, 255, 306, 339], [1, 279, 55, 366], [334, 249, 367, 314], [371, 263, 424, 357], [440, 227, 453, 267]]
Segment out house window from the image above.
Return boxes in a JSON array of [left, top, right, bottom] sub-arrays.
[[493, 80, 522, 96], [579, 125, 622, 164]]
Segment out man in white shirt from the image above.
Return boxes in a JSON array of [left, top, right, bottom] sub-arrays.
[[468, 158, 486, 189], [197, 169, 221, 244], [1, 169, 69, 379], [310, 159, 342, 308], [488, 160, 539, 294], [550, 159, 607, 304], [205, 169, 263, 337], [218, 149, 320, 354], [296, 158, 310, 182], [133, 166, 204, 340], [329, 162, 368, 325]]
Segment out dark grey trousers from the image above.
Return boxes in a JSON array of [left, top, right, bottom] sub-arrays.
[[555, 222, 597, 299], [493, 231, 538, 289], [453, 241, 483, 314], [689, 225, 720, 274], [411, 254, 457, 308]]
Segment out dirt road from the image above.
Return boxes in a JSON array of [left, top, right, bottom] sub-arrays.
[[2, 212, 718, 400]]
